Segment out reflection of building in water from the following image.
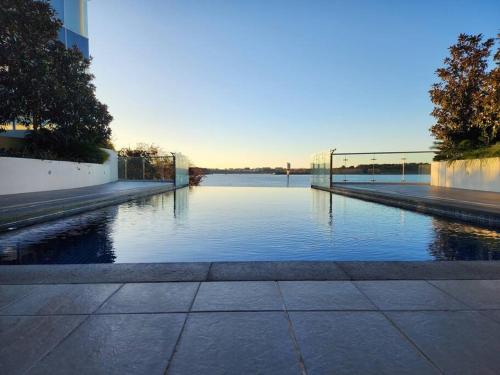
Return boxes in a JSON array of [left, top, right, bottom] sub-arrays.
[[428, 219, 500, 260], [0, 206, 118, 264]]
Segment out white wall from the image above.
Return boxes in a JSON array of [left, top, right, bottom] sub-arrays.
[[431, 157, 500, 192], [0, 149, 118, 195]]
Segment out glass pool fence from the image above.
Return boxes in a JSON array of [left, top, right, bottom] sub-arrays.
[[311, 150, 436, 188], [118, 153, 190, 187]]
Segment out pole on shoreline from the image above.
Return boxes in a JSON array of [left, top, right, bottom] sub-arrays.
[[286, 162, 290, 187]]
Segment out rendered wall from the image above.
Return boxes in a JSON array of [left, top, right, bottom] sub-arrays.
[[0, 149, 118, 195], [430, 157, 500, 192]]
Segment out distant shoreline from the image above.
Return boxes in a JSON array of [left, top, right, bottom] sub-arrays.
[[204, 172, 430, 176], [203, 163, 430, 176]]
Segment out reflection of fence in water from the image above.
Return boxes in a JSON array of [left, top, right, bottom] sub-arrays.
[[311, 150, 435, 188]]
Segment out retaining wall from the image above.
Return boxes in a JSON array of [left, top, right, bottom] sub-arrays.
[[0, 149, 118, 195], [431, 157, 500, 193]]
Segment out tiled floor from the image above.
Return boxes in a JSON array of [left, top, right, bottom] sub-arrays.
[[1, 279, 500, 374]]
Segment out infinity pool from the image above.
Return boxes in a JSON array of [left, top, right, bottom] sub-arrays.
[[0, 186, 499, 264]]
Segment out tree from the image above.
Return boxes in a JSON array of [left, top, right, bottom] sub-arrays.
[[0, 0, 61, 129], [479, 34, 500, 145], [189, 167, 206, 186], [0, 0, 112, 162], [429, 34, 498, 160], [118, 143, 166, 158]]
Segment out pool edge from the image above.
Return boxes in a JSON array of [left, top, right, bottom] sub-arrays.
[[1, 261, 500, 284]]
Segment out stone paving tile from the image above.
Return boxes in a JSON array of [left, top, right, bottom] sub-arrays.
[[429, 280, 500, 309], [97, 282, 199, 313], [0, 284, 121, 315], [192, 281, 284, 311], [279, 281, 375, 310], [0, 315, 86, 375], [167, 312, 302, 375], [289, 311, 439, 375], [355, 280, 467, 310], [0, 284, 36, 310], [388, 311, 500, 375], [208, 261, 349, 281], [28, 313, 186, 375]]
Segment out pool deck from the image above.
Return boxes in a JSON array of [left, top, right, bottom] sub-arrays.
[[313, 183, 500, 227], [1, 261, 500, 374], [0, 181, 177, 232]]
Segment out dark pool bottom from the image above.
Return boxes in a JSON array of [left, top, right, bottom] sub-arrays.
[[0, 187, 498, 264]]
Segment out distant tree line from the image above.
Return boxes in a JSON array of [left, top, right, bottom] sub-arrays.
[[205, 167, 310, 175], [430, 33, 499, 161], [0, 0, 112, 163]]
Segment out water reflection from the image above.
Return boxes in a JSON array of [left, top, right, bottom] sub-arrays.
[[174, 187, 189, 218], [0, 207, 117, 264], [428, 220, 500, 260], [0, 187, 499, 263], [311, 188, 333, 227], [311, 190, 500, 261], [0, 189, 188, 264]]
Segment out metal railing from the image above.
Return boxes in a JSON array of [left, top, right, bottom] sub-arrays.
[[118, 153, 190, 187], [311, 150, 436, 188]]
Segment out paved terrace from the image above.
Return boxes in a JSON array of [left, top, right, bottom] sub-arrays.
[[315, 183, 500, 227], [2, 261, 500, 374], [0, 181, 175, 232]]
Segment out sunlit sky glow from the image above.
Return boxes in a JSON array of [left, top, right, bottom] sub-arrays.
[[88, 0, 499, 168]]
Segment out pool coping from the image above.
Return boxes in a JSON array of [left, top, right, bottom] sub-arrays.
[[0, 183, 178, 232], [312, 185, 500, 227], [1, 261, 500, 284]]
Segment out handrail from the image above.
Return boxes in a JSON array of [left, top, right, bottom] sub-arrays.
[[332, 151, 435, 155], [311, 149, 435, 188]]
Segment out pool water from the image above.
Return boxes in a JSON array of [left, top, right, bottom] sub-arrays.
[[201, 173, 429, 187], [0, 186, 498, 264]]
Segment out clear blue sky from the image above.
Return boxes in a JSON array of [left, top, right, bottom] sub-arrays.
[[88, 0, 499, 168]]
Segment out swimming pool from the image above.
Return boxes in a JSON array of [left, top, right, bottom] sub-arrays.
[[0, 186, 498, 264]]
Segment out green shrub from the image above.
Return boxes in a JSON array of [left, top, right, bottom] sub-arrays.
[[0, 129, 109, 164]]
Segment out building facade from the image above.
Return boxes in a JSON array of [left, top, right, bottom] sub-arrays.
[[49, 0, 89, 58]]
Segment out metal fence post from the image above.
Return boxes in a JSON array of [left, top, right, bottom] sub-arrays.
[[329, 149, 336, 189], [142, 158, 145, 180], [171, 153, 176, 187], [371, 155, 376, 183], [401, 157, 406, 183], [162, 158, 165, 181], [124, 158, 128, 180]]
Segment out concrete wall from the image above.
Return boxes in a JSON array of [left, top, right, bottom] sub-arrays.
[[431, 157, 500, 192], [0, 149, 118, 195]]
